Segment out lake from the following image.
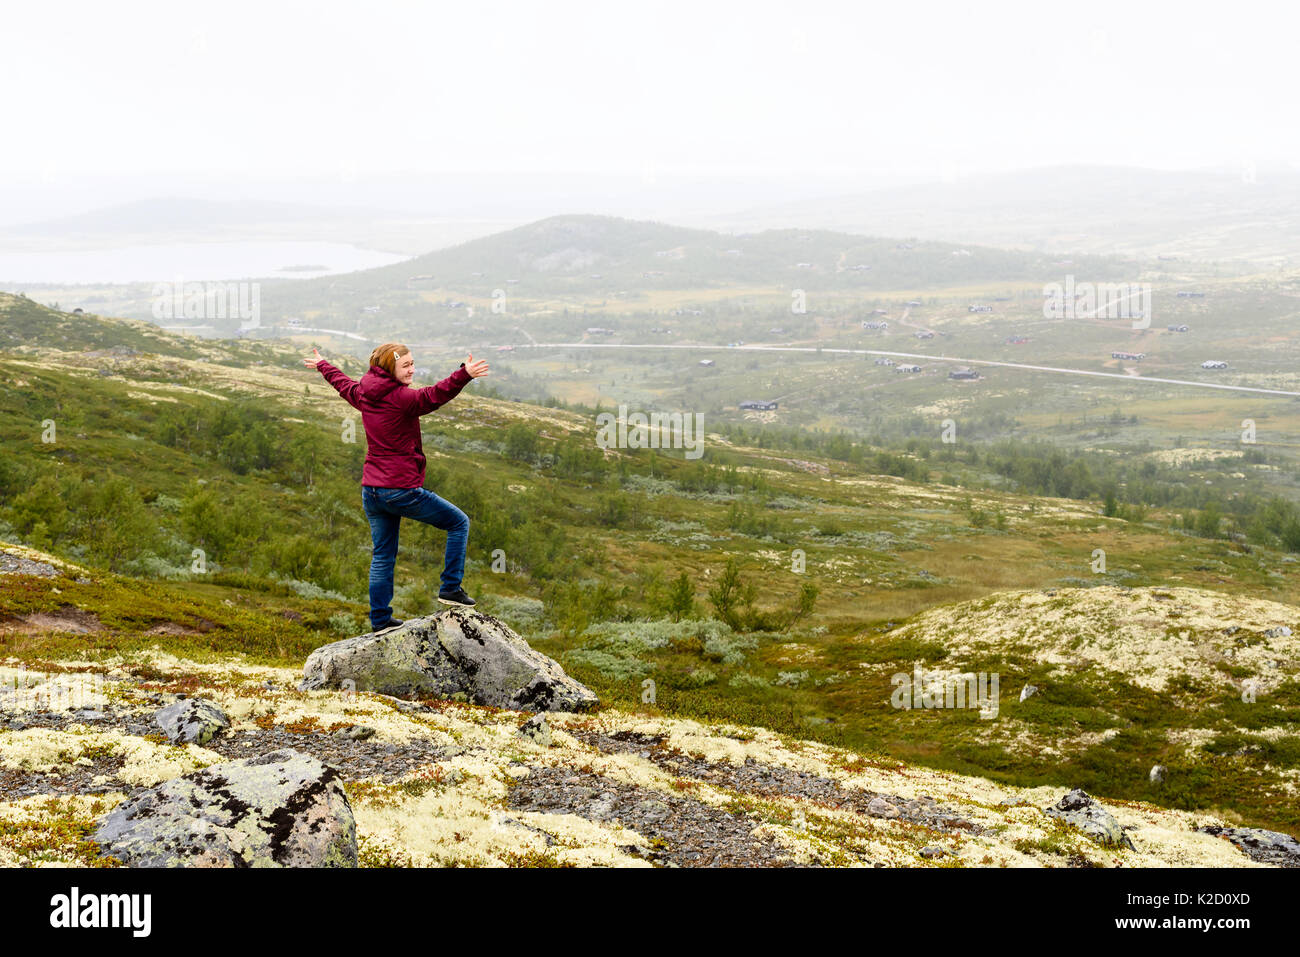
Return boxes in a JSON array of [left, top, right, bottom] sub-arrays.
[[0, 240, 410, 284]]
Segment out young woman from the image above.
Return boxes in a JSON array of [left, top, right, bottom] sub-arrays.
[[304, 342, 490, 631]]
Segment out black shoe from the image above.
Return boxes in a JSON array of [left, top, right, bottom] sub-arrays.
[[372, 618, 404, 633], [437, 588, 476, 607]]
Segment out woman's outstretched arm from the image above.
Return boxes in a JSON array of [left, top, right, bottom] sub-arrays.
[[405, 353, 490, 416], [304, 348, 363, 410]]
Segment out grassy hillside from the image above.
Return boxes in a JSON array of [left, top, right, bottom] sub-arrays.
[[0, 291, 295, 364], [2, 302, 1299, 840]]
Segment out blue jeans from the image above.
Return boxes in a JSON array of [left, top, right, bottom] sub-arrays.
[[361, 485, 469, 628]]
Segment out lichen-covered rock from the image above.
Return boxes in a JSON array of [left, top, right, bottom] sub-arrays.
[[1044, 788, 1135, 850], [154, 698, 230, 745], [518, 713, 553, 746], [93, 748, 356, 867], [1197, 826, 1300, 867], [299, 608, 599, 713]]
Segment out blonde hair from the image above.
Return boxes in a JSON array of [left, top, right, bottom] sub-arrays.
[[369, 342, 409, 376]]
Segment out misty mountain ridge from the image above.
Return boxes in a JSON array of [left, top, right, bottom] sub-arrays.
[[703, 164, 1300, 262]]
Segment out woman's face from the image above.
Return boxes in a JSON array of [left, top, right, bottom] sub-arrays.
[[394, 351, 415, 386]]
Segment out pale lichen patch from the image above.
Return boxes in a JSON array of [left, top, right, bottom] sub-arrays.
[[889, 586, 1300, 692], [0, 726, 222, 786]]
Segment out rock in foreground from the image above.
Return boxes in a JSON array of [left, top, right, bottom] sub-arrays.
[[94, 748, 356, 867], [299, 608, 599, 713], [1045, 788, 1136, 850], [1198, 825, 1300, 867]]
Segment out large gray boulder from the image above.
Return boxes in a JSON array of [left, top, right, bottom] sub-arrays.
[[298, 608, 599, 713], [154, 698, 230, 745], [94, 749, 356, 867], [1197, 825, 1300, 867], [1044, 788, 1136, 850]]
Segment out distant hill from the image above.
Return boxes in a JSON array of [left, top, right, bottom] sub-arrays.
[[253, 213, 1128, 338], [700, 164, 1300, 262], [283, 213, 1123, 292], [5, 213, 1135, 339]]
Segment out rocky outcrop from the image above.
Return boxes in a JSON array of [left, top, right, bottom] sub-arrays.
[[0, 552, 58, 578], [93, 748, 356, 867], [154, 698, 230, 745], [0, 542, 91, 581], [1044, 788, 1136, 850], [299, 608, 599, 713], [1197, 826, 1300, 867]]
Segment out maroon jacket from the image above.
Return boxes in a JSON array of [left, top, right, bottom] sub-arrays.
[[316, 359, 472, 488]]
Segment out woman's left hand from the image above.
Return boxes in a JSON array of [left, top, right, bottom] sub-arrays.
[[302, 347, 324, 368]]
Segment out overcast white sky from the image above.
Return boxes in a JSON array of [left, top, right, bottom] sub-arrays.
[[2, 0, 1297, 221]]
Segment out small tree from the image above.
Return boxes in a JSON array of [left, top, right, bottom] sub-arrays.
[[1196, 503, 1222, 539], [1103, 490, 1120, 517], [708, 558, 755, 631], [667, 571, 695, 621], [504, 423, 539, 463], [785, 582, 819, 628]]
